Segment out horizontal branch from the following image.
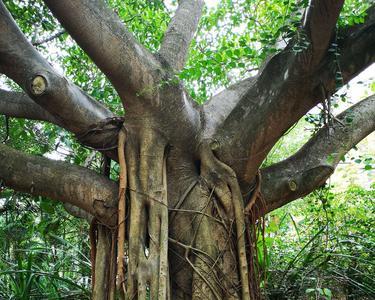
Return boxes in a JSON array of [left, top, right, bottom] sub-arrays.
[[43, 0, 163, 104], [0, 89, 59, 124], [260, 94, 375, 214], [203, 4, 375, 188], [0, 2, 119, 149], [159, 0, 204, 72], [0, 143, 118, 226]]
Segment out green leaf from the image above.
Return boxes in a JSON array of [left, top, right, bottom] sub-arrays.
[[40, 199, 55, 214], [323, 288, 332, 299], [306, 288, 315, 294]]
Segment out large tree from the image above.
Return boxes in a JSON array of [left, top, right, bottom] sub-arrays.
[[0, 0, 374, 299]]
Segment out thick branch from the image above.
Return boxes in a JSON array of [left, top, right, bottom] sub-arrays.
[[0, 89, 59, 124], [302, 0, 344, 68], [159, 0, 204, 72], [42, 0, 163, 103], [318, 5, 375, 92], [0, 143, 118, 226], [261, 94, 375, 214], [203, 5, 375, 188], [0, 2, 119, 149]]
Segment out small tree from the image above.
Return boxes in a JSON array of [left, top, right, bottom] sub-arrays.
[[0, 0, 374, 299]]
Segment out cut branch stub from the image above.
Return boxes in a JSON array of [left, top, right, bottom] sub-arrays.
[[288, 180, 297, 192], [0, 1, 116, 144], [30, 75, 48, 96]]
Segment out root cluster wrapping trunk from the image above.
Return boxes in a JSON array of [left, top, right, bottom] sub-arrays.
[[199, 141, 250, 299], [196, 140, 265, 300]]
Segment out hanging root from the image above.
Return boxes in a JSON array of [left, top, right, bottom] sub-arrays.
[[92, 226, 114, 299], [199, 140, 267, 300], [159, 152, 169, 299], [109, 229, 117, 300], [117, 125, 127, 297], [244, 171, 261, 214], [89, 218, 98, 292], [200, 140, 251, 300]]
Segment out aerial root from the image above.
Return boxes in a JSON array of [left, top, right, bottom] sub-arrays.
[[244, 171, 262, 214], [89, 218, 98, 292], [116, 124, 127, 298]]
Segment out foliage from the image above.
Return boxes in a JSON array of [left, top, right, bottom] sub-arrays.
[[264, 185, 375, 299], [0, 193, 91, 299], [180, 0, 370, 103]]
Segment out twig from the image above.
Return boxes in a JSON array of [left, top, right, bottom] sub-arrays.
[[185, 249, 221, 300], [32, 30, 66, 46], [169, 237, 215, 262]]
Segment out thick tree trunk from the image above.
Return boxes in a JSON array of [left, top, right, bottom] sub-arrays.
[[90, 136, 262, 299]]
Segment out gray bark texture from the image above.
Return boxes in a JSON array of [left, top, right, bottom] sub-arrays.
[[0, 0, 374, 299]]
